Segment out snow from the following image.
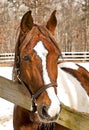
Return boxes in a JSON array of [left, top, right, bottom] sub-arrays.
[[0, 67, 14, 130], [0, 67, 13, 80], [0, 63, 89, 129], [78, 63, 89, 71], [0, 98, 13, 130]]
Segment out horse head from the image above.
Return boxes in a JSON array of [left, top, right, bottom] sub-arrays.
[[14, 10, 61, 123]]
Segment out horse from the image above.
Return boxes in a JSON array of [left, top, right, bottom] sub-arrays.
[[13, 10, 89, 130]]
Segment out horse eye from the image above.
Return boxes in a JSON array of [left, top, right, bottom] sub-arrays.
[[23, 55, 30, 61]]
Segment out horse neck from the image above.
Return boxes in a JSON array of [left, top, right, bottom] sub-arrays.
[[57, 62, 89, 113]]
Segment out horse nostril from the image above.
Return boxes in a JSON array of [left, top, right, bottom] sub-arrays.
[[38, 104, 59, 122], [42, 105, 49, 118]]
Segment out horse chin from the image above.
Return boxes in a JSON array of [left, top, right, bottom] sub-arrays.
[[37, 114, 58, 123]]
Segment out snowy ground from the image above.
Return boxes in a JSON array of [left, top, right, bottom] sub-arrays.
[[78, 63, 89, 71], [0, 62, 89, 130], [0, 67, 14, 130]]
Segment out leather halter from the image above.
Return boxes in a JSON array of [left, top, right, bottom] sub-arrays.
[[15, 56, 57, 112]]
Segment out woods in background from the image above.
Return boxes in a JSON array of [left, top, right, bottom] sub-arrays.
[[0, 0, 89, 52]]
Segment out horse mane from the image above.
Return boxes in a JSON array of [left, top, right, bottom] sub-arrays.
[[37, 25, 61, 53]]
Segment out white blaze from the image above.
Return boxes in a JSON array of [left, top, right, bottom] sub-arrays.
[[34, 41, 50, 84], [34, 41, 60, 117]]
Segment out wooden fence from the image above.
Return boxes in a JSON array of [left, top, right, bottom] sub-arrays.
[[0, 52, 89, 129], [0, 76, 89, 129], [0, 52, 89, 63]]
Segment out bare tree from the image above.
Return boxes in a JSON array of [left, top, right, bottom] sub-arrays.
[[0, 0, 89, 52]]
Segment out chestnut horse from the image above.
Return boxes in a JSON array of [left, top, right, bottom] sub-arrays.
[[13, 10, 89, 130]]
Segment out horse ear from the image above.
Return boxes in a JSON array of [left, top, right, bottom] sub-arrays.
[[21, 10, 34, 33], [46, 10, 57, 35]]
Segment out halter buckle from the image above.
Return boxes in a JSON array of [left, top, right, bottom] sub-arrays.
[[31, 96, 37, 112]]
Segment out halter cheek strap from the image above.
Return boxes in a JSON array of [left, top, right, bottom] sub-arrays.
[[15, 55, 57, 112], [17, 73, 57, 112], [17, 74, 37, 112]]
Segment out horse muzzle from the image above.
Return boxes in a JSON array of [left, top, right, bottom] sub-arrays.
[[37, 103, 60, 123]]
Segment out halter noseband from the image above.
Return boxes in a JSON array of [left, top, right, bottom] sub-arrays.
[[15, 56, 57, 112]]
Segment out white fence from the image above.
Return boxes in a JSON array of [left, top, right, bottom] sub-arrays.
[[60, 52, 89, 62], [0, 52, 89, 63], [0, 53, 15, 62]]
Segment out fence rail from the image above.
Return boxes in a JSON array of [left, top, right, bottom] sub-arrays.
[[0, 76, 89, 130], [60, 52, 89, 62], [0, 52, 89, 62], [0, 53, 15, 62]]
